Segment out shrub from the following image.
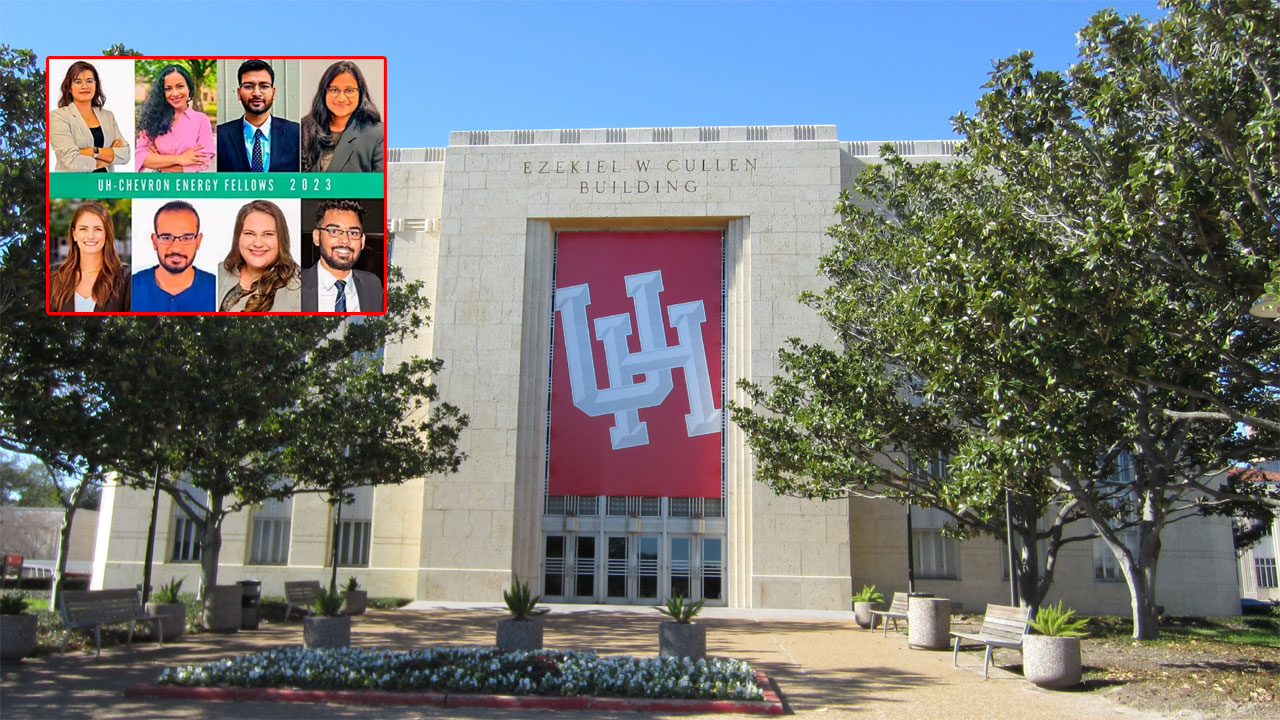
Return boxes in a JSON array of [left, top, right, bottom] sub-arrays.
[[312, 588, 344, 617], [0, 591, 30, 614], [1029, 601, 1089, 637], [656, 594, 704, 624], [851, 584, 884, 604], [503, 574, 549, 620], [344, 576, 360, 593], [152, 577, 185, 604]]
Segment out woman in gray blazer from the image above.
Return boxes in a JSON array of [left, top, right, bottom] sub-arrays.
[[300, 61, 384, 173], [50, 61, 130, 172]]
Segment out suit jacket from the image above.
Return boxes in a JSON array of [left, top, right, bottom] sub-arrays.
[[50, 104, 131, 172], [54, 264, 131, 312], [216, 116, 300, 172], [300, 264, 383, 313], [303, 121, 384, 173]]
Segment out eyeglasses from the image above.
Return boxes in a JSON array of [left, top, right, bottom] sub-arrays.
[[72, 78, 97, 86], [320, 225, 363, 240], [326, 87, 359, 99], [156, 233, 198, 245], [240, 82, 274, 93]]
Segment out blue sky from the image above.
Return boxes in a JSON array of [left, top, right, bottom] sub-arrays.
[[2, 0, 1161, 148]]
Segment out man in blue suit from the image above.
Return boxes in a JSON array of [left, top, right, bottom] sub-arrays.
[[217, 59, 299, 173]]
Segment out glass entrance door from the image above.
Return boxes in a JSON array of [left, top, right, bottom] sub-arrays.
[[541, 530, 723, 604]]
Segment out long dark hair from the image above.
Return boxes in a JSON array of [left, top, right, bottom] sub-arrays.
[[57, 61, 105, 109], [222, 200, 298, 312], [300, 61, 381, 172], [50, 202, 123, 309], [138, 64, 194, 142]]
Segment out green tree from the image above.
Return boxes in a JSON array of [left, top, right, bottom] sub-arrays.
[[0, 454, 57, 507]]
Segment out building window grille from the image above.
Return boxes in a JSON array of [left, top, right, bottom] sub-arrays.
[[171, 516, 202, 562], [336, 520, 372, 567], [545, 495, 566, 515], [249, 497, 292, 565], [640, 497, 661, 516], [911, 529, 958, 579], [1257, 558, 1278, 589], [703, 498, 724, 518]]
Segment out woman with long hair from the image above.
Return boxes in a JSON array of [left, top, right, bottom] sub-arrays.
[[135, 63, 214, 172], [217, 199, 301, 312], [49, 202, 130, 312], [50, 61, 130, 172], [300, 61, 383, 173]]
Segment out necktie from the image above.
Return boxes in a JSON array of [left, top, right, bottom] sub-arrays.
[[251, 129, 264, 172], [334, 279, 347, 312]]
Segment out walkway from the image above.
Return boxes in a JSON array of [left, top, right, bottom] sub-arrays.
[[0, 603, 1175, 719]]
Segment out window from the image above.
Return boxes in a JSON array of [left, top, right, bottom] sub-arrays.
[[1257, 558, 1278, 589], [1094, 530, 1138, 582], [170, 481, 206, 562], [332, 486, 373, 567], [249, 497, 292, 565], [910, 506, 958, 579]]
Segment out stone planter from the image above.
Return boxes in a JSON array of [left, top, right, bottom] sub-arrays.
[[0, 613, 38, 661], [853, 602, 879, 629], [304, 615, 351, 649], [496, 617, 543, 652], [340, 590, 367, 616], [203, 584, 242, 633], [1022, 635, 1082, 688], [146, 602, 186, 641], [659, 621, 706, 661], [907, 596, 951, 650]]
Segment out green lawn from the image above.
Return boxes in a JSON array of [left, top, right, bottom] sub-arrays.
[[1086, 615, 1280, 649]]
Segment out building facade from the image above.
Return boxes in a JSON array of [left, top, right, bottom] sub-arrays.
[[93, 125, 1240, 616]]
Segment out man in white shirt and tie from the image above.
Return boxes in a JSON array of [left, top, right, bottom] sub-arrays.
[[216, 59, 300, 173], [301, 199, 384, 313]]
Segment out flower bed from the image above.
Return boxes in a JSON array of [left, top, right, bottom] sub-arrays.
[[158, 646, 765, 702]]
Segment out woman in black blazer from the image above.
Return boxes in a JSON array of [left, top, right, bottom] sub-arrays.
[[300, 61, 384, 173], [49, 202, 131, 312]]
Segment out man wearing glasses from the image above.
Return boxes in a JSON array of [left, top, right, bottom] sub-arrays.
[[132, 200, 215, 312], [216, 59, 300, 173], [301, 199, 383, 312]]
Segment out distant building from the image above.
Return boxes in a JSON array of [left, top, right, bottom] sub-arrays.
[[1233, 466, 1280, 603]]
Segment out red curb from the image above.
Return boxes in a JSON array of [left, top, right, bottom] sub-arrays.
[[125, 672, 785, 714]]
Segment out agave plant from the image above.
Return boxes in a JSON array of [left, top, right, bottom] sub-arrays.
[[344, 576, 360, 593], [1029, 601, 1089, 637], [502, 574, 549, 620], [851, 584, 884, 604], [0, 591, 30, 615], [312, 588, 345, 617], [152, 577, 185, 604], [656, 594, 704, 624]]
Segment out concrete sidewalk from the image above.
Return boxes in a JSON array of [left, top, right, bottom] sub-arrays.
[[0, 604, 1173, 719]]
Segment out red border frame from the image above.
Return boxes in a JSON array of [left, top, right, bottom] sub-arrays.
[[44, 55, 389, 316]]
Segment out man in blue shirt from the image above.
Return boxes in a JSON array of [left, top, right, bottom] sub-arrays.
[[216, 59, 300, 173], [132, 200, 216, 312]]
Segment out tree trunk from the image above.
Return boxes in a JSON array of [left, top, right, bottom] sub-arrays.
[[140, 466, 162, 605], [198, 492, 225, 601], [329, 501, 342, 595], [1120, 526, 1162, 640], [48, 482, 88, 610]]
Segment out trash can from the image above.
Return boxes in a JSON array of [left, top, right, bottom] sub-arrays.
[[238, 580, 261, 630]]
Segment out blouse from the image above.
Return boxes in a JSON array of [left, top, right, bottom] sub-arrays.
[[136, 106, 215, 172]]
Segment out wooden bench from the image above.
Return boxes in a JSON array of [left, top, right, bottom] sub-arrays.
[[869, 592, 910, 636], [58, 588, 164, 657], [950, 603, 1031, 679], [284, 580, 321, 622]]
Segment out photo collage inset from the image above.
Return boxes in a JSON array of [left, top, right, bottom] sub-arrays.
[[46, 56, 386, 315]]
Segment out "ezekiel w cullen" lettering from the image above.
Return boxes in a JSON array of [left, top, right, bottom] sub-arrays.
[[523, 157, 757, 195]]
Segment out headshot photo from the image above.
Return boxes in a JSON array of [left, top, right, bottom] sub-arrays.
[[301, 198, 385, 313], [216, 59, 301, 173], [47, 58, 134, 173], [217, 198, 302, 313], [47, 198, 132, 312], [134, 60, 217, 172], [131, 198, 235, 312], [299, 59, 385, 173]]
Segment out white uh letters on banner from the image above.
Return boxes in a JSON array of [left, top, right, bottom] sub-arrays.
[[555, 270, 720, 450]]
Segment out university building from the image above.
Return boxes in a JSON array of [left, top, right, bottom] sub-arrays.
[[94, 125, 1240, 616]]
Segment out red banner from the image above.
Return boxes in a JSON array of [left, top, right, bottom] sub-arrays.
[[549, 230, 723, 498]]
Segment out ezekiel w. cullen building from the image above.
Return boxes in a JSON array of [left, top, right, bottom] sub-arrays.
[[93, 125, 1241, 615]]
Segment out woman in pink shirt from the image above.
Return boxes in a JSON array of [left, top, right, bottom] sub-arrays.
[[136, 64, 214, 172]]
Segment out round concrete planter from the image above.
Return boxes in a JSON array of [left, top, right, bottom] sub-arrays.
[[496, 618, 543, 652], [146, 602, 186, 641], [203, 584, 242, 633], [303, 615, 351, 649], [853, 602, 879, 629], [659, 621, 706, 661], [340, 590, 367, 616], [0, 613, 38, 661], [1022, 635, 1082, 688], [907, 597, 951, 650]]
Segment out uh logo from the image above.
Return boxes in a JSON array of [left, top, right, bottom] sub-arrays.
[[555, 269, 721, 451]]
